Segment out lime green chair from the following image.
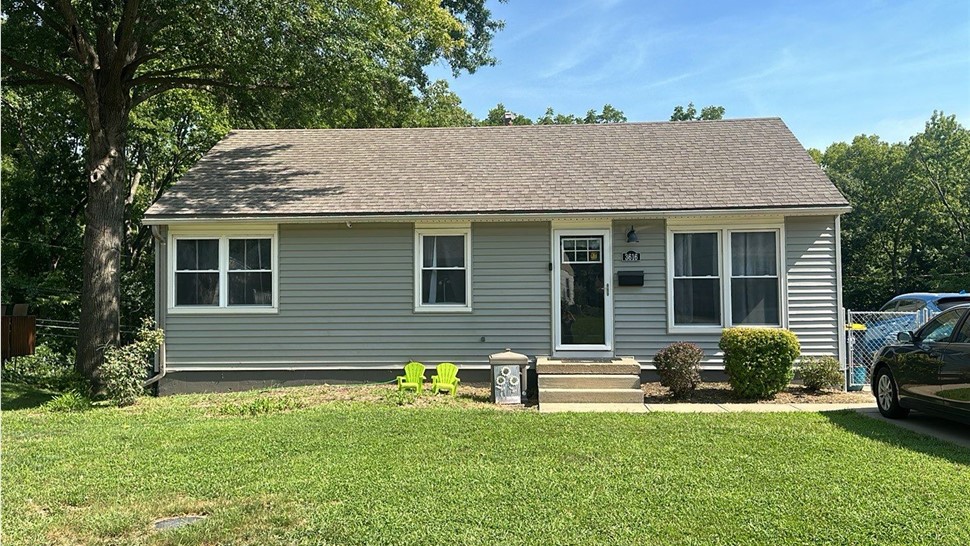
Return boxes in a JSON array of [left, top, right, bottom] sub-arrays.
[[431, 362, 460, 396], [397, 361, 426, 394]]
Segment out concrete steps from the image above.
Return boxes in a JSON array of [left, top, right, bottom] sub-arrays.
[[538, 387, 644, 404], [539, 374, 640, 389], [535, 356, 644, 409]]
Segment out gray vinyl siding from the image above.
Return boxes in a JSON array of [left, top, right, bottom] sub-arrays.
[[784, 216, 840, 358], [612, 216, 841, 366], [612, 220, 724, 366], [163, 222, 551, 370]]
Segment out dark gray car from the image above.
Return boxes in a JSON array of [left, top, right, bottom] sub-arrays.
[[870, 303, 970, 424]]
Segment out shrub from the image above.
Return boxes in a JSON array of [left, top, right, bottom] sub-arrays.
[[799, 356, 843, 391], [719, 328, 800, 399], [653, 342, 704, 399], [2, 344, 88, 392], [43, 391, 92, 413], [101, 318, 165, 406]]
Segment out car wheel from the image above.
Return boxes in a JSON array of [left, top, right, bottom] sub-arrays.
[[874, 368, 910, 419]]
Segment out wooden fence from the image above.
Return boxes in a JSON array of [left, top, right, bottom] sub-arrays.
[[1, 315, 37, 361]]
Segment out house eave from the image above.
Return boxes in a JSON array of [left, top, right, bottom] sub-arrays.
[[142, 205, 851, 226]]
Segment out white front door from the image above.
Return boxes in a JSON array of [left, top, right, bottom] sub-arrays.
[[553, 228, 614, 353]]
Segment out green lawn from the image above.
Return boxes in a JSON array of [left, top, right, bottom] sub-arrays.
[[2, 383, 969, 546]]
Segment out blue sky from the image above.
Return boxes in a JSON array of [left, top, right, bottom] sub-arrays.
[[428, 0, 969, 150]]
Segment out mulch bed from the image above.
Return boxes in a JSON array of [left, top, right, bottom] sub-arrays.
[[642, 382, 871, 404]]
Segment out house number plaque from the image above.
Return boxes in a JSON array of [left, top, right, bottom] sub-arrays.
[[622, 251, 640, 262]]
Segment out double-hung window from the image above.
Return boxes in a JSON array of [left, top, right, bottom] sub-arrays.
[[669, 227, 782, 330], [415, 227, 471, 312], [672, 232, 721, 325], [170, 230, 277, 313]]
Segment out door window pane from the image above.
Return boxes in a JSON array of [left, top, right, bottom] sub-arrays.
[[560, 237, 606, 345]]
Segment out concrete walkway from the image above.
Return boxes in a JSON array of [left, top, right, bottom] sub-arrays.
[[538, 402, 875, 414]]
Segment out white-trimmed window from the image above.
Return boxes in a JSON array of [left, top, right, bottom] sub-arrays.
[[415, 227, 471, 312], [672, 232, 721, 325], [170, 231, 278, 313], [730, 231, 780, 326], [668, 227, 782, 330]]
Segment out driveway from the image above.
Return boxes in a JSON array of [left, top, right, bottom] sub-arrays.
[[856, 408, 970, 449]]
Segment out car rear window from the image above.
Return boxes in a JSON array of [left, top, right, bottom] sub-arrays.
[[937, 296, 970, 311]]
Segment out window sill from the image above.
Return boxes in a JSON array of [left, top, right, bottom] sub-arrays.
[[167, 306, 279, 315], [667, 325, 725, 335], [413, 306, 473, 314]]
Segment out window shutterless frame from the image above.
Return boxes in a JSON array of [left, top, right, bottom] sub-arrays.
[[414, 226, 472, 313], [726, 228, 783, 327], [666, 224, 786, 334], [167, 226, 279, 314]]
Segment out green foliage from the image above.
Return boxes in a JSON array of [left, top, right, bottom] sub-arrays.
[[653, 342, 704, 399], [670, 103, 726, 121], [811, 112, 970, 309], [1, 345, 87, 392], [101, 319, 165, 406], [482, 103, 627, 126], [42, 390, 92, 413], [720, 328, 800, 399], [218, 396, 304, 416], [799, 357, 843, 391], [404, 80, 476, 128]]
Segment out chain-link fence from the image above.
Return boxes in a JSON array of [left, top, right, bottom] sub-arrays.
[[845, 309, 933, 390]]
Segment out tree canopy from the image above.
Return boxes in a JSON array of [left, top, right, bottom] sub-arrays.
[[670, 103, 725, 121], [480, 103, 627, 126], [1, 0, 503, 381], [811, 112, 970, 309]]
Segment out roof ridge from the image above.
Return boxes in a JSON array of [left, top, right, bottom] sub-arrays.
[[227, 117, 784, 133]]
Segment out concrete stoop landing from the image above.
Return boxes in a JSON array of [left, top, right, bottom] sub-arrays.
[[536, 356, 645, 413]]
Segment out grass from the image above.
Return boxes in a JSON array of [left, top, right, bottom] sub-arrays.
[[2, 382, 969, 545]]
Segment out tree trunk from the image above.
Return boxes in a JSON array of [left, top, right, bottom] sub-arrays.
[[75, 89, 130, 385]]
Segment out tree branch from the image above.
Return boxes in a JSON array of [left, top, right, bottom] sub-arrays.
[[53, 0, 98, 67], [132, 76, 290, 107], [0, 53, 85, 97], [126, 64, 221, 88], [23, 0, 72, 41]]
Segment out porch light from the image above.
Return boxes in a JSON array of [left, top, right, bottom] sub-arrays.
[[626, 226, 639, 243]]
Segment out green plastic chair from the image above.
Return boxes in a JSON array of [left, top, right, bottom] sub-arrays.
[[397, 361, 426, 394], [431, 362, 460, 396]]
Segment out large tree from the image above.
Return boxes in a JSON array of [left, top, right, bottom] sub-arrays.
[[811, 112, 970, 309], [1, 0, 502, 382]]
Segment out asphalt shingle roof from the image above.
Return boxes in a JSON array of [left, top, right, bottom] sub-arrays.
[[144, 118, 847, 220]]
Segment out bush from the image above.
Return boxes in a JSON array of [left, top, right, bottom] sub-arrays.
[[101, 318, 165, 406], [799, 356, 843, 391], [2, 345, 88, 392], [719, 328, 800, 399], [42, 391, 92, 413], [654, 342, 704, 399]]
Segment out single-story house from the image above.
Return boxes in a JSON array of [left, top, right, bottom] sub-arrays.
[[143, 118, 849, 395]]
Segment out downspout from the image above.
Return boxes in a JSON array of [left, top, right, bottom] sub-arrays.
[[144, 225, 167, 389]]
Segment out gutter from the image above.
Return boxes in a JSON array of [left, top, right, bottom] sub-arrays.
[[142, 205, 852, 226], [144, 225, 167, 388]]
